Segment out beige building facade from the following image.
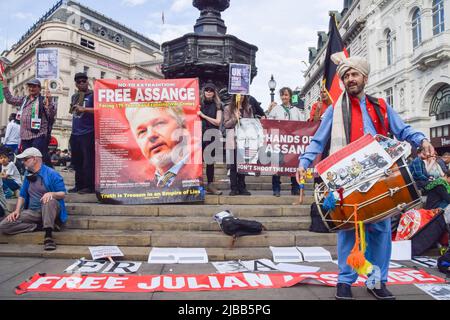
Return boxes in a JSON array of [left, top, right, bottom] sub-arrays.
[[302, 0, 450, 150], [1, 0, 163, 150]]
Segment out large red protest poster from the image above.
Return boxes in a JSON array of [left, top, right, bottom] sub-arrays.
[[94, 78, 203, 205], [236, 120, 320, 176]]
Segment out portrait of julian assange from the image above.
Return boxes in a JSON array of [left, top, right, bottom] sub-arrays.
[[125, 105, 202, 188]]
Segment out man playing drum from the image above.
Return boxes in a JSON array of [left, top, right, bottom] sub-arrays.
[[297, 55, 434, 300]]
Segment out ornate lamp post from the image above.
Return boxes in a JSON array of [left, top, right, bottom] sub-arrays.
[[161, 0, 258, 105], [268, 74, 277, 103]]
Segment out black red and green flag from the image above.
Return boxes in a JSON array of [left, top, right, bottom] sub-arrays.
[[322, 13, 349, 103], [0, 61, 4, 103]]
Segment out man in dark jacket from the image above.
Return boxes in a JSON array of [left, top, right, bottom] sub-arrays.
[[69, 73, 95, 194]]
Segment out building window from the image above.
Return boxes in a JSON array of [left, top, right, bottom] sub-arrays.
[[386, 30, 393, 66], [101, 71, 106, 79], [83, 66, 90, 76], [431, 127, 437, 138], [80, 38, 95, 50], [116, 76, 121, 80], [412, 8, 422, 48], [385, 88, 394, 107], [433, 0, 445, 35], [431, 84, 450, 119]]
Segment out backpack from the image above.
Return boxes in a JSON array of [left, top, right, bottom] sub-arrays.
[[309, 202, 330, 233], [214, 210, 266, 247]]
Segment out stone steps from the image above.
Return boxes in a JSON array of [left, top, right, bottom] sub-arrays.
[[59, 203, 310, 217], [0, 244, 338, 261], [65, 216, 311, 231], [61, 193, 315, 205], [0, 230, 337, 248], [1, 192, 334, 262]]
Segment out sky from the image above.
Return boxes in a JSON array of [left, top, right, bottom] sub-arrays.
[[0, 0, 343, 109]]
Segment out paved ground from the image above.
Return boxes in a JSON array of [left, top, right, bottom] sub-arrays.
[[0, 256, 447, 300]]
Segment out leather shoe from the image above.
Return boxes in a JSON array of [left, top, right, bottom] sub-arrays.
[[273, 191, 280, 197], [239, 189, 251, 196], [367, 283, 396, 300], [68, 187, 78, 193], [229, 190, 239, 196], [78, 188, 94, 194], [335, 283, 355, 300]]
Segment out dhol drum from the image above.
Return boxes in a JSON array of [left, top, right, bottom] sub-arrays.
[[314, 157, 422, 232]]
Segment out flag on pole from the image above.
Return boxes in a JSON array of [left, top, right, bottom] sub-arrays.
[[0, 82, 3, 103], [322, 13, 348, 103], [0, 61, 5, 103]]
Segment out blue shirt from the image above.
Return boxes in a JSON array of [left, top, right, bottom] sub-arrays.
[[409, 157, 430, 182], [299, 95, 427, 169], [71, 91, 94, 136], [20, 165, 68, 223]]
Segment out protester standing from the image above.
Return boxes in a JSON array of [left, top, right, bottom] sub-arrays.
[[198, 82, 223, 195], [1, 77, 55, 166], [4, 113, 20, 153], [308, 88, 333, 122], [223, 94, 253, 196], [266, 87, 303, 196], [69, 73, 95, 194]]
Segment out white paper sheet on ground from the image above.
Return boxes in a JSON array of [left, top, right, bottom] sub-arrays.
[[177, 248, 208, 264], [297, 247, 333, 262], [212, 261, 248, 274], [390, 240, 411, 261], [89, 246, 124, 260], [239, 259, 278, 272], [270, 246, 303, 263], [65, 259, 142, 274], [275, 263, 320, 273], [389, 261, 405, 268], [411, 257, 438, 268], [415, 284, 450, 300], [148, 248, 208, 264]]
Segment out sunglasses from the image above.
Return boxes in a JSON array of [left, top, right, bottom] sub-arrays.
[[76, 79, 87, 84], [204, 88, 214, 93]]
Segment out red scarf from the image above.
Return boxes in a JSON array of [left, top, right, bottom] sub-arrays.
[[349, 95, 389, 142]]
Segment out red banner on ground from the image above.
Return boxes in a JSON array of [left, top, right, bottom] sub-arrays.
[[236, 120, 320, 176], [94, 78, 203, 205], [15, 269, 444, 295]]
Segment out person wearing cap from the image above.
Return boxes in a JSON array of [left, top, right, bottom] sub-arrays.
[[68, 72, 95, 194], [198, 81, 223, 195], [297, 55, 434, 301], [1, 77, 55, 166], [0, 147, 67, 251]]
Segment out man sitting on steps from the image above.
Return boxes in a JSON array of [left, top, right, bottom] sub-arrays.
[[0, 148, 67, 251]]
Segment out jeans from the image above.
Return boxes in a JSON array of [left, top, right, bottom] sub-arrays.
[[2, 178, 21, 192], [337, 218, 391, 286], [5, 144, 18, 154], [229, 148, 246, 192], [272, 175, 299, 193]]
